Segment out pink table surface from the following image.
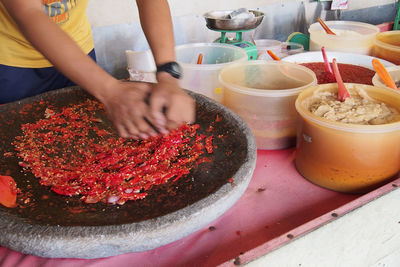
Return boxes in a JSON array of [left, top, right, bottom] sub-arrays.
[[1, 148, 398, 267]]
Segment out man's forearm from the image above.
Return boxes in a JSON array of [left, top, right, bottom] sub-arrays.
[[136, 0, 176, 66]]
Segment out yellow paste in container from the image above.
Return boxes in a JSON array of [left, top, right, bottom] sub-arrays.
[[307, 90, 400, 125]]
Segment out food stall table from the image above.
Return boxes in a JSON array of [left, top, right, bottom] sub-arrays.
[[0, 148, 398, 266]]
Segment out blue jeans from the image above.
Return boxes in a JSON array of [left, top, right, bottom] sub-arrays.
[[0, 49, 96, 104]]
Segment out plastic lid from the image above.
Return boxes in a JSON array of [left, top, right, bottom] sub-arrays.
[[308, 21, 380, 39], [218, 60, 317, 97], [286, 32, 310, 51]]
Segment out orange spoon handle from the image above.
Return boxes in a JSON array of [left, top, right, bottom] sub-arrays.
[[372, 58, 399, 91], [332, 58, 350, 101], [197, 53, 203, 64], [321, 46, 333, 74], [317, 17, 336, 35], [267, 50, 281, 61]]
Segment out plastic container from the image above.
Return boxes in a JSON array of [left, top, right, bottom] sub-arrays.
[[125, 50, 157, 83], [175, 43, 248, 102], [372, 31, 400, 65], [254, 39, 281, 60], [219, 60, 317, 150], [295, 83, 400, 193], [308, 20, 380, 55], [256, 40, 304, 60], [283, 51, 395, 70], [372, 66, 400, 89], [283, 51, 395, 85], [286, 32, 310, 51], [279, 42, 304, 58]]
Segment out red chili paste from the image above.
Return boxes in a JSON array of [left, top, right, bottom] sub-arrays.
[[301, 62, 375, 85], [14, 100, 214, 205]]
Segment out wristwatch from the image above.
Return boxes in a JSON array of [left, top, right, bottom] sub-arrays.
[[156, 62, 182, 79]]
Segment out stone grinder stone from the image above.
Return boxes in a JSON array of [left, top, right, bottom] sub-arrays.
[[0, 87, 257, 259]]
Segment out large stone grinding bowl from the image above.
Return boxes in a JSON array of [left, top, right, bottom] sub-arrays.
[[0, 87, 257, 259]]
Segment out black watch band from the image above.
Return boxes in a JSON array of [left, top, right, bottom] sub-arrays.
[[156, 62, 182, 79]]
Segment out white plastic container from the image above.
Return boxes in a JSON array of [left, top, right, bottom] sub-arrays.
[[255, 40, 304, 60], [372, 66, 400, 90], [125, 50, 156, 83], [219, 60, 317, 150], [175, 43, 248, 102], [283, 51, 395, 70], [308, 20, 380, 55], [254, 39, 281, 60]]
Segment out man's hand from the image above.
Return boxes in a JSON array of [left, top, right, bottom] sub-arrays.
[[136, 0, 195, 132], [150, 72, 195, 131], [98, 80, 159, 139]]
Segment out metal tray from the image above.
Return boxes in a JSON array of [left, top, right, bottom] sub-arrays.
[[203, 10, 265, 31]]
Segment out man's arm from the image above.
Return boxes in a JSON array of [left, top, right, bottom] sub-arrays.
[[1, 0, 158, 139], [136, 0, 175, 66], [136, 0, 195, 130]]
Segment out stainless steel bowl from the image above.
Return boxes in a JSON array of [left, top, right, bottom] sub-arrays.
[[203, 10, 265, 31]]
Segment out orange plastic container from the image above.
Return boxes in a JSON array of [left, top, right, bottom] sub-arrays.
[[373, 31, 400, 65], [295, 83, 400, 193]]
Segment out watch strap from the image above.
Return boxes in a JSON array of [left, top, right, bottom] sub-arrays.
[[156, 62, 182, 79]]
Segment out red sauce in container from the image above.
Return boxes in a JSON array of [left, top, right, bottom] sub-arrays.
[[301, 62, 375, 85]]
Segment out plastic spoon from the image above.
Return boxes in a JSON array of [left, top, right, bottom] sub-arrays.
[[267, 50, 281, 61], [317, 17, 336, 35], [197, 53, 203, 64], [372, 58, 399, 91], [332, 58, 350, 101], [321, 46, 333, 75]]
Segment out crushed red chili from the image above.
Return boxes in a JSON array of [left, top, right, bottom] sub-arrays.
[[13, 99, 214, 205], [301, 62, 375, 85]]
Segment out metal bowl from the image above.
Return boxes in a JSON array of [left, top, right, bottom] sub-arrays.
[[203, 10, 265, 31]]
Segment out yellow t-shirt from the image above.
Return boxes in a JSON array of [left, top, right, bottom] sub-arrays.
[[0, 0, 94, 68]]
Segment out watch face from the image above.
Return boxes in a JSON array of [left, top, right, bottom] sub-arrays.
[[171, 62, 181, 74], [157, 62, 182, 79]]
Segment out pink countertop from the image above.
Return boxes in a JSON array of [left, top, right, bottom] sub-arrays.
[[1, 148, 398, 267]]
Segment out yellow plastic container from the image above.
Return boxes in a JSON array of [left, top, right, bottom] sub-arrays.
[[308, 20, 380, 55], [219, 61, 317, 150], [295, 83, 400, 193], [372, 31, 400, 65]]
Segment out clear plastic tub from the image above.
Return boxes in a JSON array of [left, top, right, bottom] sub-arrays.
[[219, 60, 317, 150], [308, 20, 380, 55], [372, 31, 400, 65], [256, 40, 304, 60], [372, 66, 400, 89], [295, 83, 400, 193], [254, 39, 281, 60], [175, 43, 248, 102]]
